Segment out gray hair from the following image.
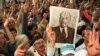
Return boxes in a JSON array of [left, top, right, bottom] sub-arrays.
[[59, 11, 71, 25], [15, 34, 29, 47]]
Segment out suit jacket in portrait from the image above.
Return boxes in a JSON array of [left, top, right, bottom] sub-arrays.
[[53, 26, 75, 43]]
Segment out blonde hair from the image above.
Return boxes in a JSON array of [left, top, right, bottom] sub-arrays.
[[15, 34, 29, 47]]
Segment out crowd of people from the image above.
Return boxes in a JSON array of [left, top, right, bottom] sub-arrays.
[[0, 0, 100, 56]]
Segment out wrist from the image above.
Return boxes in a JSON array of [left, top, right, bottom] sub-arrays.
[[49, 41, 55, 48]]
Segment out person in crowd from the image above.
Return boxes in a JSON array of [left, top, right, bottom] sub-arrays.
[[4, 18, 17, 44], [75, 28, 100, 56], [27, 24, 38, 41], [0, 30, 15, 56], [14, 24, 56, 56]]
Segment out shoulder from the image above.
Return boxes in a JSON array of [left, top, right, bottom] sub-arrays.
[[27, 46, 34, 52], [75, 49, 87, 56], [26, 46, 34, 56], [52, 26, 60, 32], [67, 26, 75, 31]]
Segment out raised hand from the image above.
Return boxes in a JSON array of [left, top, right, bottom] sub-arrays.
[[46, 24, 56, 47], [20, 3, 24, 11], [84, 29, 100, 56], [14, 43, 29, 56], [4, 19, 9, 27]]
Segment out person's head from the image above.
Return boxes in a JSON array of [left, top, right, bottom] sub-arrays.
[[43, 11, 49, 19], [9, 28, 17, 38], [30, 33, 45, 53], [28, 24, 37, 35], [23, 3, 30, 12], [82, 27, 91, 46], [82, 28, 100, 56], [8, 18, 15, 29], [28, 18, 33, 25], [15, 34, 29, 48], [59, 11, 69, 28], [93, 19, 100, 31], [58, 2, 63, 7], [31, 7, 37, 15], [69, 2, 76, 9], [92, 9, 100, 30], [10, 3, 16, 12], [43, 1, 49, 9], [42, 9, 49, 20], [60, 44, 75, 56], [84, 3, 91, 10], [0, 30, 5, 48], [92, 9, 100, 20]]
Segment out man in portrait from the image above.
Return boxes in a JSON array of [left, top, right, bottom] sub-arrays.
[[53, 11, 75, 43]]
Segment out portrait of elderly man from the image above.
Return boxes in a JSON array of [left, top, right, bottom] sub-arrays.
[[53, 11, 75, 43]]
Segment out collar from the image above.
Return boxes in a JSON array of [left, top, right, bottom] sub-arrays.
[[59, 27, 68, 38]]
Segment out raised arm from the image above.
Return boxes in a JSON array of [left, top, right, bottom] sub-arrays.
[[4, 19, 15, 44], [46, 24, 56, 56], [83, 29, 100, 56]]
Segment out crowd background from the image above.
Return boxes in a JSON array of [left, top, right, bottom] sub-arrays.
[[0, 0, 100, 56]]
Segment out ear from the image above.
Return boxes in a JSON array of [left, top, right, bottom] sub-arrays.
[[33, 44, 35, 48], [33, 44, 37, 50]]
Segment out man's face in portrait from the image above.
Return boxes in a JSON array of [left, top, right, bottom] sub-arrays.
[[59, 11, 69, 28]]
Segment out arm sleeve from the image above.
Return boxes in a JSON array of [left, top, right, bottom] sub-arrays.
[[22, 12, 28, 35], [47, 47, 55, 56]]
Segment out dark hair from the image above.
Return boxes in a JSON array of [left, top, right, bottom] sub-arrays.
[[9, 28, 17, 33], [30, 32, 42, 46], [0, 48, 9, 56], [42, 9, 49, 18], [28, 24, 37, 31], [82, 26, 91, 37]]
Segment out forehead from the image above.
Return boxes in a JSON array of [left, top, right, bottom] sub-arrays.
[[61, 11, 68, 15], [34, 39, 44, 44], [36, 39, 44, 42], [62, 11, 67, 14]]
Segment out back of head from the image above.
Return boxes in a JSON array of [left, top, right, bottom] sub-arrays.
[[92, 9, 100, 20], [15, 34, 29, 47], [30, 32, 42, 46]]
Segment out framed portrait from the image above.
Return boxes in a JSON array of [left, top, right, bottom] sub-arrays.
[[49, 6, 79, 48]]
